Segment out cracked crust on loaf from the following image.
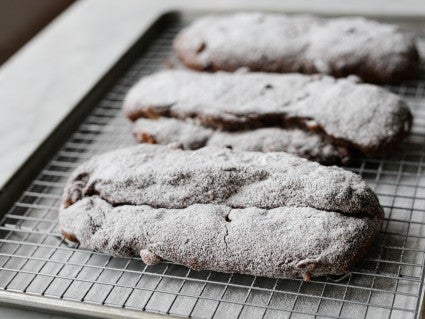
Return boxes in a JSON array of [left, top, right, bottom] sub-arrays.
[[61, 196, 382, 280]]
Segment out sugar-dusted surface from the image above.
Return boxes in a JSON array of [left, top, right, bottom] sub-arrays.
[[134, 117, 213, 150], [62, 144, 383, 218], [60, 144, 383, 280], [174, 13, 419, 83], [133, 117, 346, 164], [124, 70, 412, 157], [60, 196, 381, 279]]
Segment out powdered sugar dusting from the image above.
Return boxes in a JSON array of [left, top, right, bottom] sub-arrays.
[[60, 196, 381, 279], [123, 70, 412, 156], [62, 144, 383, 218], [133, 117, 347, 164], [174, 13, 419, 83]]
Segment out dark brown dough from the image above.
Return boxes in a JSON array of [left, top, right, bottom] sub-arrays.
[[174, 13, 419, 83], [61, 197, 382, 281], [123, 70, 412, 157], [60, 145, 383, 281], [132, 117, 350, 164]]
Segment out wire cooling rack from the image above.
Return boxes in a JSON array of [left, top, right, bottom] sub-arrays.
[[0, 14, 425, 319]]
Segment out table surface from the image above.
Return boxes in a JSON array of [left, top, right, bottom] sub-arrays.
[[0, 0, 425, 317], [0, 306, 75, 319]]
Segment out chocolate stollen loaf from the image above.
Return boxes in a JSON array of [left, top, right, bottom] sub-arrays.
[[60, 145, 383, 281], [133, 117, 348, 164], [123, 70, 412, 157], [174, 13, 419, 83]]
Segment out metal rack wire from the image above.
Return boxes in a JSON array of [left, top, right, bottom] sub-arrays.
[[0, 15, 425, 319]]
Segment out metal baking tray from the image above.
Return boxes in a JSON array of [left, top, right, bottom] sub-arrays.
[[0, 11, 425, 319]]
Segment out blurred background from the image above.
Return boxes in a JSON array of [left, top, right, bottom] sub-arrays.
[[0, 0, 74, 65]]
